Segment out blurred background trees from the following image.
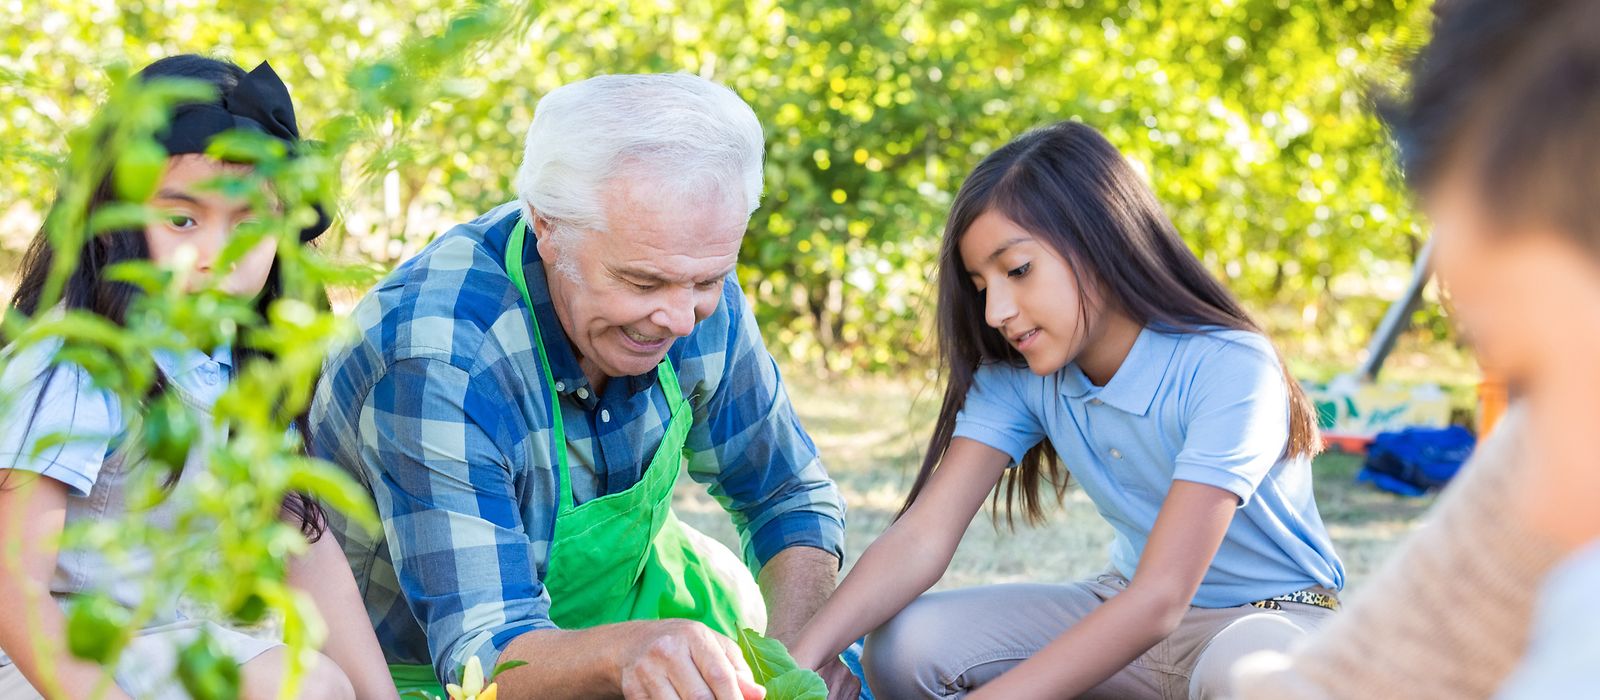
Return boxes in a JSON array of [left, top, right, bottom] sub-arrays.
[[2, 0, 1443, 375]]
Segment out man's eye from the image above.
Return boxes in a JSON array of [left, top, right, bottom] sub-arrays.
[[695, 279, 722, 290]]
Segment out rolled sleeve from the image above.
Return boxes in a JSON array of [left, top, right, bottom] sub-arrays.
[[0, 345, 119, 497], [1170, 341, 1292, 507], [952, 363, 1045, 467], [685, 283, 845, 572], [362, 357, 556, 686]]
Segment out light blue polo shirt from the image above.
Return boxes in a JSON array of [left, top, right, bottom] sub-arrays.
[[953, 326, 1345, 607]]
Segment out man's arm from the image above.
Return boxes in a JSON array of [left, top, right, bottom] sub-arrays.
[[684, 280, 855, 697], [364, 357, 764, 700], [757, 545, 840, 645]]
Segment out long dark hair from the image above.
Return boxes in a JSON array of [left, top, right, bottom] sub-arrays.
[[3, 55, 326, 540], [906, 121, 1319, 526]]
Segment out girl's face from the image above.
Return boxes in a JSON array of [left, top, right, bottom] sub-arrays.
[[959, 209, 1099, 375], [144, 155, 278, 297]]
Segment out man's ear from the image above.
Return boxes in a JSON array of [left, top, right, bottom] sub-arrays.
[[528, 209, 551, 241]]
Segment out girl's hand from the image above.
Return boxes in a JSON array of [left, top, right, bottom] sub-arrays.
[[816, 655, 860, 700]]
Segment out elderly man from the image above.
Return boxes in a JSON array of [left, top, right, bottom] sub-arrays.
[[310, 74, 855, 699]]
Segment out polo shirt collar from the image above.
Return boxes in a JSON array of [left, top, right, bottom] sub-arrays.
[[152, 344, 232, 379], [1059, 326, 1177, 416]]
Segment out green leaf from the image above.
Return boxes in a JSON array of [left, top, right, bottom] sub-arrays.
[[492, 659, 530, 678], [285, 457, 380, 532], [769, 668, 829, 700], [112, 137, 167, 202], [205, 130, 288, 165], [65, 593, 132, 663], [143, 394, 198, 471], [176, 631, 242, 700], [87, 202, 151, 233], [736, 628, 827, 700]]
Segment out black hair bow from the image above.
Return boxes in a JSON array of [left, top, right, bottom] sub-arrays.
[[158, 61, 330, 241]]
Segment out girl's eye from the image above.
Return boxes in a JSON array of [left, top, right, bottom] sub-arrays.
[[167, 215, 197, 230], [1007, 262, 1032, 278]]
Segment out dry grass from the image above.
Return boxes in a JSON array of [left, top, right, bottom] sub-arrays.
[[675, 367, 1435, 593]]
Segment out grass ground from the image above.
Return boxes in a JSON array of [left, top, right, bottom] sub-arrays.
[[675, 367, 1437, 593]]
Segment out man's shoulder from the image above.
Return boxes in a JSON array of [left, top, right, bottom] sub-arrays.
[[344, 203, 528, 369]]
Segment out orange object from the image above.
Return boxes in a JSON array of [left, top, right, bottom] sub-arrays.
[[1477, 369, 1508, 437], [1321, 432, 1375, 455]]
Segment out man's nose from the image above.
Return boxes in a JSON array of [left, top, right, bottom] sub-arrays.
[[651, 287, 697, 337]]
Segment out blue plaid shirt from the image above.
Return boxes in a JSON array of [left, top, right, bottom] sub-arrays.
[[309, 201, 846, 685]]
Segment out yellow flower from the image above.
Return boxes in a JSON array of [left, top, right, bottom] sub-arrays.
[[447, 657, 488, 700]]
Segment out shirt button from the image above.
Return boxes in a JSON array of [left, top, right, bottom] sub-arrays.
[[1089, 398, 1103, 406], [1109, 448, 1123, 459], [600, 409, 611, 423], [554, 381, 566, 392], [577, 387, 590, 399]]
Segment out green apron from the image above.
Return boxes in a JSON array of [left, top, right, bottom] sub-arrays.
[[389, 217, 755, 696]]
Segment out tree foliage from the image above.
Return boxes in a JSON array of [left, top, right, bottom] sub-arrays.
[[2, 0, 1435, 373]]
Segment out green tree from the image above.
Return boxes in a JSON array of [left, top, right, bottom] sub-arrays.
[[2, 0, 1434, 372]]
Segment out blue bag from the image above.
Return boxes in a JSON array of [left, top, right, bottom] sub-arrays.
[[1357, 425, 1476, 496]]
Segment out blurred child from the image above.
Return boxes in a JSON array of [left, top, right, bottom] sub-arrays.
[[1233, 1, 1600, 697], [0, 56, 395, 699]]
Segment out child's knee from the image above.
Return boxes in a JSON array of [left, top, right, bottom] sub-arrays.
[[863, 602, 957, 699], [242, 649, 354, 700], [297, 654, 355, 700]]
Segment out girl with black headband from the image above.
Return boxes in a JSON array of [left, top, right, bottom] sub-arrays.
[[0, 56, 395, 699]]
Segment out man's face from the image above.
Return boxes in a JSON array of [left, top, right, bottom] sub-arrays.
[[535, 177, 748, 380]]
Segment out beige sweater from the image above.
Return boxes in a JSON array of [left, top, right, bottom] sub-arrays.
[[1233, 407, 1565, 700]]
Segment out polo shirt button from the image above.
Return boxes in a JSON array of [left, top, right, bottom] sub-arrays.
[[600, 409, 611, 423], [1109, 448, 1123, 459], [577, 387, 590, 399], [554, 381, 566, 392], [1089, 398, 1103, 406]]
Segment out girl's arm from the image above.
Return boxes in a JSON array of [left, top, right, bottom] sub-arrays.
[[789, 438, 1011, 670], [0, 471, 132, 700], [286, 531, 398, 700], [969, 480, 1238, 700]]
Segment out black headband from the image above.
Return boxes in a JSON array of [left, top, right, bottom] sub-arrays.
[[155, 61, 330, 242]]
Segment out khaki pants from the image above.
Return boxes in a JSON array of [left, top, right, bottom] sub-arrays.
[[863, 571, 1335, 700]]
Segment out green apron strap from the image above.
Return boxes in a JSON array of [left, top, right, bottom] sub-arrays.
[[503, 213, 755, 639], [506, 217, 575, 512]]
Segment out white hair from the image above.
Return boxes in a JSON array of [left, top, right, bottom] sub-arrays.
[[513, 73, 765, 236]]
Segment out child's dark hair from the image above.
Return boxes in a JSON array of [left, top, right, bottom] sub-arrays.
[[1382, 0, 1600, 247], [3, 55, 327, 539], [905, 121, 1320, 525]]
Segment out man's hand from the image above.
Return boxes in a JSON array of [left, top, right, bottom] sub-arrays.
[[619, 619, 767, 700], [816, 655, 860, 700]]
